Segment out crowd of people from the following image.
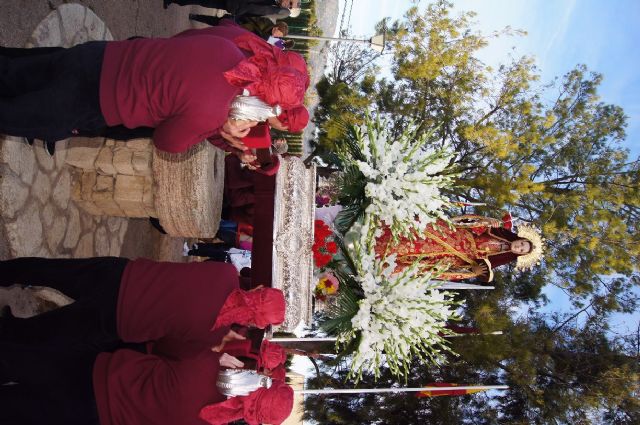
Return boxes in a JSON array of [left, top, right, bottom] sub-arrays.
[[0, 1, 310, 424]]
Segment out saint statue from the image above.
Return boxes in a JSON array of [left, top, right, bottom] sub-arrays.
[[375, 213, 544, 282]]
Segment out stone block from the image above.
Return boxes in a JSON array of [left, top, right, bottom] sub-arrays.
[[118, 200, 149, 218], [94, 226, 110, 256], [0, 167, 29, 220], [126, 138, 153, 151], [70, 178, 82, 202], [64, 138, 103, 170], [42, 203, 55, 228], [114, 175, 145, 204], [113, 175, 147, 217], [5, 202, 42, 256], [0, 136, 36, 185], [63, 203, 81, 249], [75, 199, 104, 216], [105, 139, 116, 147], [32, 171, 51, 204], [74, 233, 94, 258], [112, 149, 135, 175], [54, 139, 69, 170], [132, 151, 153, 175], [142, 177, 156, 216], [46, 215, 67, 251], [95, 147, 116, 175], [52, 169, 71, 210], [92, 191, 125, 217], [91, 178, 121, 217], [95, 175, 114, 192], [80, 171, 97, 201], [34, 142, 55, 171]]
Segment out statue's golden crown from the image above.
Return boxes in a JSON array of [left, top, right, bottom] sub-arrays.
[[515, 224, 545, 270]]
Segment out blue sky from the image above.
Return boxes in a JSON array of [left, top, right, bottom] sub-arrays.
[[339, 0, 640, 332], [341, 0, 640, 153]]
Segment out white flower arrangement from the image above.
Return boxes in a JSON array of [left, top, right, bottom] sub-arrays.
[[325, 114, 461, 382], [334, 218, 460, 382], [350, 116, 457, 238]]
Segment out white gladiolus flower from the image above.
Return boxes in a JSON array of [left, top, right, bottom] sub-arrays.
[[350, 119, 456, 239], [339, 220, 460, 382]]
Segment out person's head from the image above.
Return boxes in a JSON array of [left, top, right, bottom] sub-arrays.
[[253, 288, 286, 328], [272, 138, 289, 154], [272, 21, 289, 38], [223, 38, 307, 109], [289, 7, 301, 17], [267, 364, 287, 382], [275, 106, 310, 133], [511, 239, 532, 255], [213, 287, 286, 330], [200, 380, 294, 425], [281, 51, 309, 88], [259, 340, 287, 370], [279, 0, 300, 10]]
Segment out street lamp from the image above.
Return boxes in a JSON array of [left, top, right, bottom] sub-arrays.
[[285, 32, 385, 53]]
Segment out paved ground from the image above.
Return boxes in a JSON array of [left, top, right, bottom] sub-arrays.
[[0, 0, 192, 47]]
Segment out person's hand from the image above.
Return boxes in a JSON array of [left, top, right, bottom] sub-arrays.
[[212, 329, 246, 352], [219, 353, 244, 369], [220, 128, 247, 150], [223, 119, 257, 138], [239, 151, 257, 164], [472, 263, 488, 276]]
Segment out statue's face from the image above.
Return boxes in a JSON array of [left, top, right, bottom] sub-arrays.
[[511, 239, 532, 255]]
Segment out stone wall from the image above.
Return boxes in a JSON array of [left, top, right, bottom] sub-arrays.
[[66, 138, 156, 218]]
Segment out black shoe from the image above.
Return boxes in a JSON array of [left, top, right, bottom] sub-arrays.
[[163, 0, 171, 9], [44, 140, 55, 156], [23, 137, 34, 146], [0, 305, 14, 319], [149, 217, 167, 234]]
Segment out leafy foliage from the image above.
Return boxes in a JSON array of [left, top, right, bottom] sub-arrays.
[[306, 0, 640, 423]]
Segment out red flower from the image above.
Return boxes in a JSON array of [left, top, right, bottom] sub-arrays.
[[314, 252, 332, 268], [326, 241, 338, 254], [314, 220, 332, 239]]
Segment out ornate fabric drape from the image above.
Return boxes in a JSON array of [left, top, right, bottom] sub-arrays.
[[375, 215, 520, 282]]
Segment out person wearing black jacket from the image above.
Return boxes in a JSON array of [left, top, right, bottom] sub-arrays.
[[163, 0, 300, 19]]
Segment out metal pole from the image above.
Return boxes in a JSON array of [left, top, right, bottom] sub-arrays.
[[437, 282, 495, 290], [296, 385, 509, 395], [267, 337, 338, 343], [286, 34, 372, 45], [269, 331, 503, 344], [446, 331, 503, 337]]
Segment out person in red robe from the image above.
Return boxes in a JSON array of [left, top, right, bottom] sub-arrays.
[[0, 258, 291, 425], [0, 338, 294, 425], [0, 257, 285, 356]]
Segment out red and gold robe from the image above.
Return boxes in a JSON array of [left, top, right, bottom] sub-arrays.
[[375, 215, 519, 282]]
